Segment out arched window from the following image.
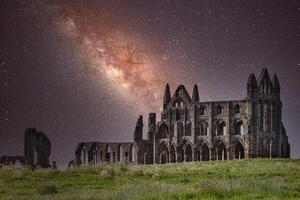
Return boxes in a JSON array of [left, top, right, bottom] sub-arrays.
[[234, 142, 244, 159], [195, 123, 200, 136], [158, 124, 168, 139], [185, 122, 191, 136], [176, 109, 180, 121], [177, 122, 184, 143], [184, 143, 193, 162], [216, 104, 222, 115], [170, 145, 176, 163], [214, 141, 227, 160], [234, 104, 240, 114], [217, 121, 226, 136], [200, 121, 208, 136], [93, 146, 99, 165], [199, 105, 205, 115], [159, 143, 169, 164], [200, 143, 210, 161], [234, 121, 244, 135], [80, 146, 89, 165]]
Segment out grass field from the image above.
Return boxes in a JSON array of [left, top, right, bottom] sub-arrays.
[[0, 158, 299, 199]]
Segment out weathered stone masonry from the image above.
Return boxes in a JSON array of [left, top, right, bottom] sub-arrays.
[[74, 68, 290, 166], [0, 128, 51, 168]]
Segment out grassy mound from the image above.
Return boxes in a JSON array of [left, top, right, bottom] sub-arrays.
[[0, 158, 299, 199]]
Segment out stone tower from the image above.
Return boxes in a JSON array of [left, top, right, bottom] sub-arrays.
[[247, 68, 290, 158], [133, 116, 143, 142]]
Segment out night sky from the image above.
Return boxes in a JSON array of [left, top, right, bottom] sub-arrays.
[[0, 0, 299, 167]]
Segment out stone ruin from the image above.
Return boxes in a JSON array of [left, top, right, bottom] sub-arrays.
[[73, 68, 290, 166], [0, 128, 52, 168]]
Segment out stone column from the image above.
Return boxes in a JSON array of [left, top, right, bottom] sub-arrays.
[[192, 148, 195, 162]]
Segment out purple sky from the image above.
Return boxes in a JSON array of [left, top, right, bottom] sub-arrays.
[[0, 0, 299, 166]]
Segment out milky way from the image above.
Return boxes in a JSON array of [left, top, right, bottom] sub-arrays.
[[0, 0, 299, 167], [48, 1, 168, 113]]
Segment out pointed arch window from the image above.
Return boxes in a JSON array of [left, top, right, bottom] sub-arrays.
[[200, 121, 209, 136], [199, 105, 205, 115], [234, 104, 240, 114], [234, 121, 244, 135], [216, 121, 226, 136], [216, 104, 222, 115]]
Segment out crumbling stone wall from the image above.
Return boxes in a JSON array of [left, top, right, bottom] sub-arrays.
[[24, 128, 51, 168]]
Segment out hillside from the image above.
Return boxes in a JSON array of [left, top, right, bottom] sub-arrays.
[[0, 159, 299, 199]]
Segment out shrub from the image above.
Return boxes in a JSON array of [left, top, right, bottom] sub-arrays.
[[119, 163, 129, 173]]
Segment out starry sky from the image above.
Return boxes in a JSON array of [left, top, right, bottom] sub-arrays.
[[0, 0, 299, 167]]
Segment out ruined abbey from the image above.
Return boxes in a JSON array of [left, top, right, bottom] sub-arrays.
[[0, 128, 52, 168], [74, 68, 290, 166]]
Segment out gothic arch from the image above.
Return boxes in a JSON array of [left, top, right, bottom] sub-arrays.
[[234, 120, 244, 135], [89, 143, 101, 165], [216, 104, 223, 114], [185, 122, 191, 136], [197, 138, 210, 161], [232, 141, 245, 159], [170, 85, 192, 107], [199, 105, 205, 115], [157, 123, 169, 139], [104, 144, 113, 162], [234, 104, 240, 114], [182, 139, 193, 162], [213, 139, 227, 160], [216, 120, 226, 136], [170, 144, 177, 163], [200, 120, 209, 136], [159, 142, 169, 164], [200, 143, 210, 161], [78, 144, 87, 165], [117, 144, 123, 162]]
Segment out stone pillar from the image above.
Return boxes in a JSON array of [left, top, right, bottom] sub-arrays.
[[199, 148, 202, 161], [269, 140, 272, 158], [174, 123, 178, 144], [192, 148, 195, 161], [226, 148, 229, 160], [153, 137, 156, 164]]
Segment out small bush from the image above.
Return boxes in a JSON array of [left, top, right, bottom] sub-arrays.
[[36, 181, 57, 195], [119, 163, 129, 172]]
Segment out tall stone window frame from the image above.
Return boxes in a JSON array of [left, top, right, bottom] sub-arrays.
[[216, 104, 223, 115], [234, 104, 240, 114]]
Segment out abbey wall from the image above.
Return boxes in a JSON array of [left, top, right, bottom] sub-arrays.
[[74, 68, 290, 166]]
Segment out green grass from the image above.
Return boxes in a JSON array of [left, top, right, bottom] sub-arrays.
[[0, 159, 299, 199]]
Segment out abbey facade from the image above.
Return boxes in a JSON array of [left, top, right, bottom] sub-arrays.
[[74, 68, 290, 166]]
